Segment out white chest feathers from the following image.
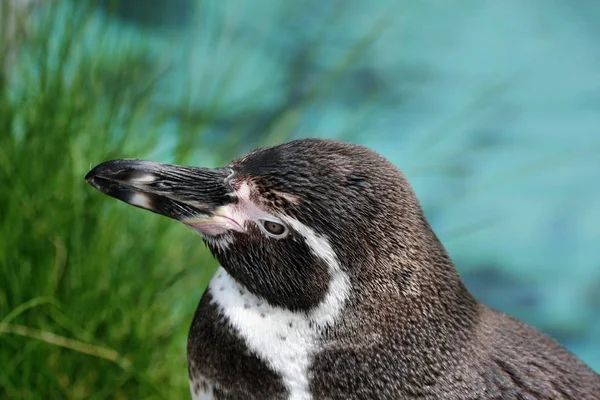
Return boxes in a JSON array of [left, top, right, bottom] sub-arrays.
[[189, 218, 350, 400], [210, 269, 318, 399], [207, 268, 349, 399]]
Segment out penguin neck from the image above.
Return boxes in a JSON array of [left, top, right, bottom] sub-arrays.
[[342, 221, 480, 342]]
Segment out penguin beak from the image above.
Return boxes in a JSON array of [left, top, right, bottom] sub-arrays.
[[85, 159, 234, 224]]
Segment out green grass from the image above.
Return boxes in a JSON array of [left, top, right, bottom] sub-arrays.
[[0, 2, 221, 399]]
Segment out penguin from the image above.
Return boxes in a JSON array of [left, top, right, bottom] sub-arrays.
[[85, 138, 600, 400]]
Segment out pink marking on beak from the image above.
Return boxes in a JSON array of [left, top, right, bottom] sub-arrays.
[[185, 215, 244, 236]]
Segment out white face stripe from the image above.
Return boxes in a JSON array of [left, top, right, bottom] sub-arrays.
[[280, 216, 350, 327], [205, 218, 351, 400]]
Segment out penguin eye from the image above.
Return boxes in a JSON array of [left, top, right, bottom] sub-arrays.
[[260, 219, 288, 238]]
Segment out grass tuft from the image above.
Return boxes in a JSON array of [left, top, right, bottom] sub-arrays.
[[0, 2, 216, 398]]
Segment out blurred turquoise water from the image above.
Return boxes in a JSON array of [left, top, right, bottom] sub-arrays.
[[39, 0, 600, 369]]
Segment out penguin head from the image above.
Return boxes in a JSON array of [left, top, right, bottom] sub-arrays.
[[86, 139, 443, 312]]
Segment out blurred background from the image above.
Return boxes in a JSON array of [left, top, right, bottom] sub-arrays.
[[1, 0, 599, 398]]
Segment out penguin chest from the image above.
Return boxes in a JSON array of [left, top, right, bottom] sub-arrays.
[[187, 268, 321, 400]]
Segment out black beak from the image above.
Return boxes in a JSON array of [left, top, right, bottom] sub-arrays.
[[85, 159, 233, 221]]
